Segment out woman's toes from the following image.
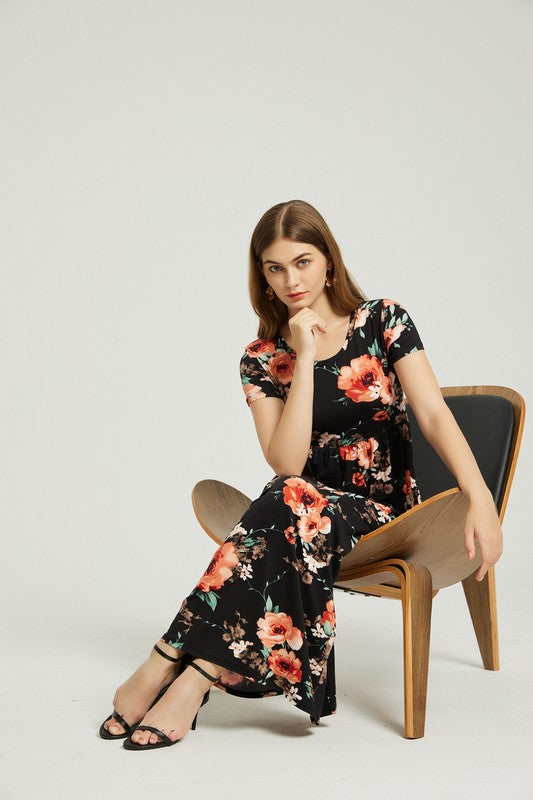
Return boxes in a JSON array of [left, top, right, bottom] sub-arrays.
[[149, 732, 161, 745], [108, 720, 125, 735]]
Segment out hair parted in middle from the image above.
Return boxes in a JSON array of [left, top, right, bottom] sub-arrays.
[[248, 199, 368, 340]]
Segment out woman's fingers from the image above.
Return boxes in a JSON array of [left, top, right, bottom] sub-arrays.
[[464, 522, 476, 560], [288, 309, 329, 358]]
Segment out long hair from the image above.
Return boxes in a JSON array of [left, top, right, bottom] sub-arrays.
[[248, 199, 368, 340]]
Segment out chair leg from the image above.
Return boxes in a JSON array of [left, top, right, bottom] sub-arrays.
[[462, 566, 499, 670], [400, 562, 433, 739]]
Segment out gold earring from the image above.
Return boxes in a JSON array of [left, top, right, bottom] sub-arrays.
[[265, 286, 274, 299]]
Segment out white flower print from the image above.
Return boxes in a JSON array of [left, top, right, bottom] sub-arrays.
[[284, 684, 303, 706], [238, 563, 253, 580], [309, 657, 322, 676], [229, 639, 254, 657], [310, 622, 329, 639], [302, 550, 328, 574], [375, 463, 392, 482]]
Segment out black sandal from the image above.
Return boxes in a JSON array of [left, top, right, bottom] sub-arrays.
[[99, 643, 184, 740], [123, 657, 221, 750]]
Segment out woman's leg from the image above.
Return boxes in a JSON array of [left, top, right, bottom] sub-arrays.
[[102, 639, 185, 735], [128, 654, 226, 746], [153, 474, 379, 724]]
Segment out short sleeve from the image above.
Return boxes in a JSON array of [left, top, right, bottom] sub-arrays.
[[239, 340, 285, 406], [380, 298, 425, 366]]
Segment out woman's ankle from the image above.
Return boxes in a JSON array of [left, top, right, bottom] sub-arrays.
[[153, 639, 183, 661], [192, 657, 224, 682]]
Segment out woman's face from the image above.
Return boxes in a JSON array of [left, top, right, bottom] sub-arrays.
[[260, 238, 331, 313]]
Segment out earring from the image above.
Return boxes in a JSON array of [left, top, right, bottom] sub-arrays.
[[325, 271, 335, 288], [265, 286, 274, 299]]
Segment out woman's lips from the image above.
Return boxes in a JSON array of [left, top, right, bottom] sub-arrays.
[[288, 292, 307, 299]]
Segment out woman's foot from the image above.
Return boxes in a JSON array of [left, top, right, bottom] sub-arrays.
[[102, 639, 184, 736], [129, 657, 223, 746]]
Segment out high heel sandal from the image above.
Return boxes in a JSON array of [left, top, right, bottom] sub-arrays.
[[123, 655, 221, 750], [99, 643, 185, 740]]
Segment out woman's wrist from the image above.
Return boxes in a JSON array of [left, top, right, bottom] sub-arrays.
[[294, 353, 315, 368], [463, 484, 494, 505]]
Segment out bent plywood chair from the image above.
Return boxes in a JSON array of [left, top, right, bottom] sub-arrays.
[[191, 385, 525, 739]]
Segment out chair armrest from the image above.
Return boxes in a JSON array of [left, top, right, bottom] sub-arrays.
[[339, 487, 480, 590]]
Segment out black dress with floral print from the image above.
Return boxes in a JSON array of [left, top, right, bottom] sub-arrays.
[[161, 298, 425, 724]]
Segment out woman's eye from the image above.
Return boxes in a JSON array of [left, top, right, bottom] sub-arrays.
[[298, 259, 309, 267], [269, 265, 282, 273]]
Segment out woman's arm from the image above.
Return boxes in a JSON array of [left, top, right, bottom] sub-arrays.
[[248, 307, 329, 477], [250, 353, 314, 476], [394, 349, 503, 581]]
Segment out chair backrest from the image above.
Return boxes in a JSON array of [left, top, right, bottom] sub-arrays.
[[406, 386, 525, 516]]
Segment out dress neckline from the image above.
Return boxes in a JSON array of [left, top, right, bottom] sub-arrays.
[[276, 308, 357, 365]]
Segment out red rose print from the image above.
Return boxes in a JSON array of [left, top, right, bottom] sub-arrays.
[[337, 354, 393, 405], [268, 351, 296, 385], [219, 669, 246, 687], [340, 438, 378, 469], [246, 339, 276, 358], [257, 611, 303, 650], [355, 438, 378, 469], [243, 383, 266, 406], [268, 648, 303, 684], [296, 511, 331, 542], [339, 445, 357, 460], [320, 599, 336, 628], [284, 525, 296, 544], [372, 501, 393, 515], [283, 477, 328, 516], [196, 542, 239, 592], [383, 324, 406, 351], [354, 305, 370, 329], [351, 472, 366, 486], [402, 469, 413, 497]]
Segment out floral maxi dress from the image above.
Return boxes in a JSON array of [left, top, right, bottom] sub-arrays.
[[161, 297, 425, 724]]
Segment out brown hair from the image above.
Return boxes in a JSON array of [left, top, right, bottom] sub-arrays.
[[248, 199, 368, 340]]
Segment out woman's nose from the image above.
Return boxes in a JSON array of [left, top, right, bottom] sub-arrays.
[[285, 268, 300, 288]]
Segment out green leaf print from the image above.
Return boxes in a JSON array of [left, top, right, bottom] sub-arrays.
[[195, 589, 219, 611], [367, 337, 382, 357], [265, 595, 273, 612], [323, 621, 332, 636]]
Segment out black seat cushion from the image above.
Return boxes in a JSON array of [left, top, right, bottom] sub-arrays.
[[406, 395, 514, 511]]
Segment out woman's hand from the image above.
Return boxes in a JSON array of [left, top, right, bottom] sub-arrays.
[[288, 308, 328, 361], [464, 493, 503, 581]]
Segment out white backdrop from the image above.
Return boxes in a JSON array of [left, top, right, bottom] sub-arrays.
[[1, 1, 531, 797]]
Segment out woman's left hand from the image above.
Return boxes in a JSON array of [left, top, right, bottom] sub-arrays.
[[464, 493, 504, 581]]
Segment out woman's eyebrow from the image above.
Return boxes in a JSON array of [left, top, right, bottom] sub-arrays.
[[263, 252, 313, 266]]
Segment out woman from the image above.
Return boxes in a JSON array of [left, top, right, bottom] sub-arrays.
[[99, 199, 503, 750]]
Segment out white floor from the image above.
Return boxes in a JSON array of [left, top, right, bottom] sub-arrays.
[[2, 575, 531, 800]]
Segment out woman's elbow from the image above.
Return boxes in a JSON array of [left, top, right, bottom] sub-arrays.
[[266, 452, 307, 478]]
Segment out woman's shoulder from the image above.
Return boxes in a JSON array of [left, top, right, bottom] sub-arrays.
[[355, 297, 410, 320], [240, 336, 279, 363]]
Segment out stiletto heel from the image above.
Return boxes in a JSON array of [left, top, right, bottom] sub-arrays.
[[99, 643, 185, 740], [123, 656, 222, 750]]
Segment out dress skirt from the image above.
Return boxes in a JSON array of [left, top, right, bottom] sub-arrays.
[[161, 472, 399, 724]]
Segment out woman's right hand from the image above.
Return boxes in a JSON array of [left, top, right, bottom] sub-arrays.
[[288, 308, 328, 361]]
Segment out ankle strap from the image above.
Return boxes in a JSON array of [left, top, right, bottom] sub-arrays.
[[153, 643, 182, 663], [188, 659, 221, 683]]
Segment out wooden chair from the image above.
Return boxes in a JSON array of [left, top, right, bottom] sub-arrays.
[[191, 385, 525, 739]]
